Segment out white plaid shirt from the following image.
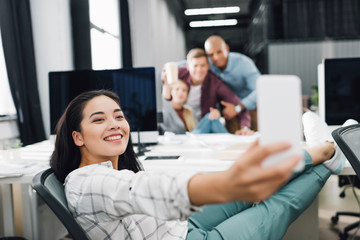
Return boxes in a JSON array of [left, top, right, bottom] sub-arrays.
[[64, 161, 199, 239]]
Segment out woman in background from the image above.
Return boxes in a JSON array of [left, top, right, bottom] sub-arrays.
[[162, 79, 234, 134]]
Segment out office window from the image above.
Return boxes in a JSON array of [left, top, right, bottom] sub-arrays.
[[89, 0, 121, 70], [0, 27, 16, 116]]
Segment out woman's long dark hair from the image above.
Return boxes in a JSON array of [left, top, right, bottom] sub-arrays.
[[50, 89, 143, 183]]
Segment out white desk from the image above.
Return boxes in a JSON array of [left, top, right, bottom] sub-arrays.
[[0, 141, 52, 239], [0, 134, 355, 239], [141, 133, 254, 171]]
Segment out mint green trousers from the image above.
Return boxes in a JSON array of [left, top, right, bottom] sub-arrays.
[[187, 151, 331, 240]]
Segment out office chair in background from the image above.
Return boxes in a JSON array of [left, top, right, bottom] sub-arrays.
[[32, 168, 89, 240], [331, 124, 360, 240]]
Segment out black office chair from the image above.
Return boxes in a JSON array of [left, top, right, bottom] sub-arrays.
[[32, 168, 89, 240], [331, 124, 360, 240]]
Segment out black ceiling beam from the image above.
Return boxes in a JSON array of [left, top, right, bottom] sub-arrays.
[[164, 0, 186, 28]]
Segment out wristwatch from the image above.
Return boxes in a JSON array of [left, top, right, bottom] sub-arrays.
[[235, 104, 242, 113]]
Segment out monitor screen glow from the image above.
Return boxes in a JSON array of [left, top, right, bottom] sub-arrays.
[[319, 58, 360, 126], [49, 67, 158, 144]]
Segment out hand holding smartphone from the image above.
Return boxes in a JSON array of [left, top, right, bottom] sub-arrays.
[[257, 75, 304, 172]]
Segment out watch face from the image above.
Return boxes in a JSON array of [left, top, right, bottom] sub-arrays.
[[235, 105, 241, 113]]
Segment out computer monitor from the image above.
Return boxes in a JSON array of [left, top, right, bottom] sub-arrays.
[[318, 57, 360, 127], [49, 67, 158, 144]]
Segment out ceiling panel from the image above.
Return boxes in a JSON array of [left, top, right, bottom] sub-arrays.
[[176, 0, 254, 52], [183, 0, 250, 14]]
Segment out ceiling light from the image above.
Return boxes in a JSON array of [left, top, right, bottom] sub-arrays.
[[189, 19, 238, 28], [184, 6, 240, 16]]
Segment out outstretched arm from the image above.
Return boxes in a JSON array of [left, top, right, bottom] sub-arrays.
[[187, 141, 301, 205], [161, 66, 172, 100], [221, 100, 243, 120]]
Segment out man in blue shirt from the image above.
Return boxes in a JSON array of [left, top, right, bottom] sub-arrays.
[[204, 35, 260, 121]]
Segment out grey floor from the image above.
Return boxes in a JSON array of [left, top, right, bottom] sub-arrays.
[[319, 175, 360, 240]]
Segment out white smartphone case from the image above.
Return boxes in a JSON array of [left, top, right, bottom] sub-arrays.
[[257, 75, 304, 172]]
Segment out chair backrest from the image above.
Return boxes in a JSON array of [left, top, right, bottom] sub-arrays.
[[332, 124, 360, 179], [32, 168, 89, 240]]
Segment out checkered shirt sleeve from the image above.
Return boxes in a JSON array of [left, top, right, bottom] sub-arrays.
[[64, 161, 200, 239]]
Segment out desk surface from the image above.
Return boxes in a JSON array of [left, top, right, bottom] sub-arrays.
[[0, 133, 355, 184], [140, 133, 257, 172], [0, 140, 52, 183]]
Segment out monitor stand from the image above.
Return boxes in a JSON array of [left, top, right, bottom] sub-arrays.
[[134, 130, 151, 156]]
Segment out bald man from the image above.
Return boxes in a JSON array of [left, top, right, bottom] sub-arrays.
[[204, 35, 260, 114]]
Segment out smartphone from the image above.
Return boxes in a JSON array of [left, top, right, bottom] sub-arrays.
[[257, 75, 304, 172], [144, 156, 181, 160]]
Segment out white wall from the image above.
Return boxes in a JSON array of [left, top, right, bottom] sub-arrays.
[[0, 117, 19, 145], [30, 0, 74, 138], [268, 40, 360, 95], [129, 0, 186, 110], [129, 0, 186, 69]]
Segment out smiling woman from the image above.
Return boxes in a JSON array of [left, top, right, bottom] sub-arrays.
[[72, 95, 130, 169], [49, 89, 346, 240], [51, 89, 141, 183]]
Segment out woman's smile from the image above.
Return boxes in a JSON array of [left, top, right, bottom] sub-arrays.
[[104, 133, 124, 142]]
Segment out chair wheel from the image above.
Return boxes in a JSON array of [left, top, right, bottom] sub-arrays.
[[339, 232, 348, 240], [331, 216, 339, 224], [340, 191, 346, 198]]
